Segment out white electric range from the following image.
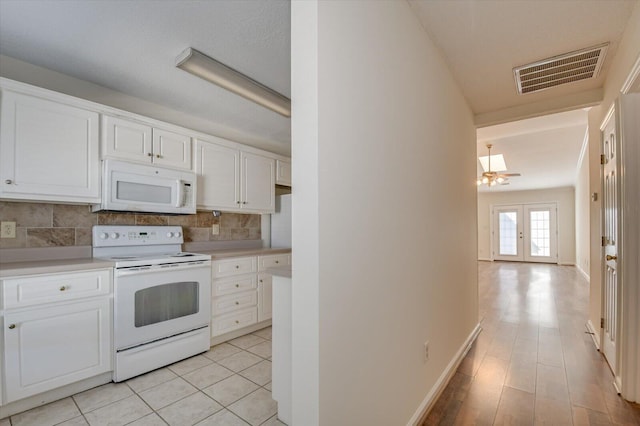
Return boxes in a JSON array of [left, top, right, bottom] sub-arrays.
[[93, 225, 212, 382]]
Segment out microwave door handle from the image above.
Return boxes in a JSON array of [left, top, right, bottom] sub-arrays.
[[176, 180, 184, 207]]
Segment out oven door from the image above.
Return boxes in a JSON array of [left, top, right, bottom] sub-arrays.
[[114, 260, 211, 351]]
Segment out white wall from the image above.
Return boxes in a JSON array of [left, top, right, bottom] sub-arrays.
[[292, 1, 478, 424], [477, 187, 576, 265], [575, 133, 590, 279]]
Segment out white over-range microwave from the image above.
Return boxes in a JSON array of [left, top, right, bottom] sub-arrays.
[[93, 159, 196, 214]]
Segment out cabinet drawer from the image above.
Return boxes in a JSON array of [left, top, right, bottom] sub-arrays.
[[211, 307, 258, 337], [213, 291, 257, 315], [2, 269, 111, 309], [258, 254, 291, 271], [212, 256, 257, 278], [212, 274, 257, 297]]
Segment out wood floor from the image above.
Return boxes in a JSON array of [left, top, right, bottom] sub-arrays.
[[423, 261, 640, 425]]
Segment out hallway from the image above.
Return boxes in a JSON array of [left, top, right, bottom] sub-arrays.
[[424, 261, 640, 425]]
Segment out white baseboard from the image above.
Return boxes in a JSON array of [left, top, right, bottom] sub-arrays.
[[477, 258, 493, 262], [586, 320, 600, 350], [407, 323, 482, 426], [576, 265, 590, 282]]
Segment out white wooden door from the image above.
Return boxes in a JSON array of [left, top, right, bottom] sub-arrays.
[[601, 110, 619, 373], [0, 91, 100, 203], [523, 204, 558, 263], [102, 115, 153, 164], [257, 272, 273, 322], [241, 152, 275, 213], [493, 205, 524, 261], [152, 128, 192, 170], [3, 298, 112, 403], [194, 139, 240, 210]]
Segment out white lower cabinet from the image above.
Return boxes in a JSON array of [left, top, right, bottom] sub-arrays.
[[1, 269, 112, 404], [211, 252, 289, 340]]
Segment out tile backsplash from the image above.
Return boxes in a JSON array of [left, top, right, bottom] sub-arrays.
[[0, 201, 261, 249]]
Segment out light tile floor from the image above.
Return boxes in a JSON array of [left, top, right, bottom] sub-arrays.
[[3, 327, 284, 426]]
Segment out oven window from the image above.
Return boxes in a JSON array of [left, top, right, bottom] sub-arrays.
[[117, 181, 172, 204], [134, 282, 199, 327]]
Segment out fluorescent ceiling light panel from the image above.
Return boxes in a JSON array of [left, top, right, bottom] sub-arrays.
[[176, 47, 291, 117], [479, 154, 507, 172]]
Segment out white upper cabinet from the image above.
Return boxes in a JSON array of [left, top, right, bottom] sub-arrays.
[[0, 90, 101, 203], [195, 137, 275, 213], [276, 159, 292, 187], [241, 152, 275, 212], [102, 115, 192, 171]]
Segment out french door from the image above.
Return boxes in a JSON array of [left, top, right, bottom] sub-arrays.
[[493, 203, 558, 263]]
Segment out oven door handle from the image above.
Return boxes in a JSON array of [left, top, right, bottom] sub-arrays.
[[115, 261, 210, 277]]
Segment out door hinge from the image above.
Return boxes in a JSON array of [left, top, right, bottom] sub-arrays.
[[602, 236, 606, 247], [601, 318, 605, 328], [600, 154, 606, 165]]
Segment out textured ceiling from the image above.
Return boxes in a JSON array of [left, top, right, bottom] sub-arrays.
[[409, 0, 637, 117], [0, 0, 291, 154], [476, 109, 588, 192]]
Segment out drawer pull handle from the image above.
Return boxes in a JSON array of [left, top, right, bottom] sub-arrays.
[[60, 286, 68, 291], [235, 301, 239, 305], [5, 179, 12, 184], [8, 324, 16, 329]]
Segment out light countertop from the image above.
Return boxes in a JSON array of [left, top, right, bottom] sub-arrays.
[[0, 248, 291, 278]]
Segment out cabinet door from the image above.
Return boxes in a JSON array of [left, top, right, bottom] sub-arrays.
[[276, 159, 292, 187], [3, 298, 111, 403], [102, 115, 153, 164], [257, 272, 273, 322], [195, 139, 240, 210], [152, 128, 192, 170], [241, 152, 275, 213], [0, 91, 100, 202]]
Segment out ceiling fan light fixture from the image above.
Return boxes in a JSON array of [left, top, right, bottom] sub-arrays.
[[176, 47, 291, 117]]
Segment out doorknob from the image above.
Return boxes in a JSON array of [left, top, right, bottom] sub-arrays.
[[606, 254, 617, 261]]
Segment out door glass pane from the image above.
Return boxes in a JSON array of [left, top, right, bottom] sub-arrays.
[[134, 282, 199, 327], [499, 212, 518, 255], [530, 210, 550, 257]]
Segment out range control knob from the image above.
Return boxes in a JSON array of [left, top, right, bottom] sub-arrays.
[[110, 232, 119, 239], [99, 233, 109, 240], [175, 232, 182, 238], [166, 232, 174, 238]]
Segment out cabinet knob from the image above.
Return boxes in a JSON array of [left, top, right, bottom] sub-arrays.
[[5, 179, 12, 184], [260, 279, 263, 283], [236, 201, 241, 204], [235, 284, 240, 288], [8, 324, 16, 329], [242, 201, 248, 205], [235, 301, 239, 305], [235, 320, 240, 324], [235, 265, 239, 269], [147, 152, 153, 157], [275, 260, 279, 264], [156, 154, 162, 159], [60, 286, 67, 291]]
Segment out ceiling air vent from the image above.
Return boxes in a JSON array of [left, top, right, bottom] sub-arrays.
[[513, 43, 609, 94]]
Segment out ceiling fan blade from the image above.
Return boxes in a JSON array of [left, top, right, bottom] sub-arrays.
[[501, 173, 521, 177]]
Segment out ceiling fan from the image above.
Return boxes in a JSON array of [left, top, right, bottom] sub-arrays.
[[476, 143, 521, 187]]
